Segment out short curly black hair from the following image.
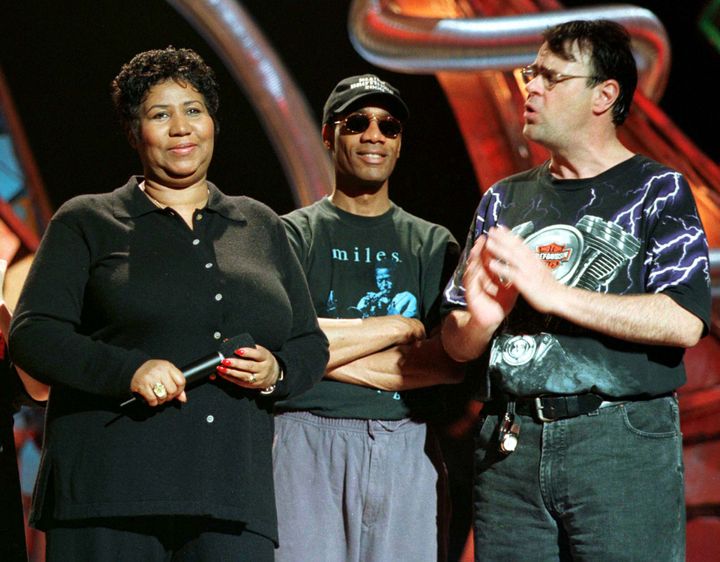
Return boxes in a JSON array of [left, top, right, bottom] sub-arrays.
[[111, 46, 220, 141]]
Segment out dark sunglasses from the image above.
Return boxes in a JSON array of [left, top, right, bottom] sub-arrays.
[[334, 113, 403, 139]]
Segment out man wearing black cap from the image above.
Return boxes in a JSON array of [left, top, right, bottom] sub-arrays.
[[273, 74, 462, 562]]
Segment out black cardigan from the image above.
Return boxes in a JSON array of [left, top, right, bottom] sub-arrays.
[[9, 177, 328, 543]]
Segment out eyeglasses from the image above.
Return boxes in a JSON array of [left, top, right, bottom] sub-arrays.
[[520, 64, 599, 90], [334, 113, 403, 139]]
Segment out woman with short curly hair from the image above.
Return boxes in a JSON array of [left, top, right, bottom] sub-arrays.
[[10, 46, 328, 561]]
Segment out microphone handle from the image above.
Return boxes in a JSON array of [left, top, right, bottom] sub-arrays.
[[183, 352, 224, 384], [120, 351, 224, 407]]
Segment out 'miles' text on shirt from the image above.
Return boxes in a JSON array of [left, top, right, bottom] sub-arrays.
[[331, 246, 402, 264]]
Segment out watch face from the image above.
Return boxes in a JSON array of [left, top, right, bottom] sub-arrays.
[[525, 225, 583, 285]]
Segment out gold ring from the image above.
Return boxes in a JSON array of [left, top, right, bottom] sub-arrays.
[[152, 382, 168, 399], [249, 374, 257, 384]]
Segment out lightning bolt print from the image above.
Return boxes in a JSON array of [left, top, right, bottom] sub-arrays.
[[487, 190, 503, 232], [612, 171, 681, 233], [441, 154, 710, 400], [577, 188, 597, 219], [647, 217, 710, 291]]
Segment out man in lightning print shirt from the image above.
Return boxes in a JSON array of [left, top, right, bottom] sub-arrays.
[[441, 20, 711, 561]]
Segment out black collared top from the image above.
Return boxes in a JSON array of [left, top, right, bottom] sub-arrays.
[[9, 177, 328, 543]]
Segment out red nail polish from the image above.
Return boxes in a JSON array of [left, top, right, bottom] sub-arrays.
[[221, 358, 232, 366], [235, 349, 245, 356], [216, 366, 228, 374]]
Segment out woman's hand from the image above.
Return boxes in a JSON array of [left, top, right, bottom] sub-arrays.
[[213, 345, 281, 390], [130, 359, 187, 407]]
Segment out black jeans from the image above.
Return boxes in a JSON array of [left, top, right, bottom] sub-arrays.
[[473, 395, 684, 561]]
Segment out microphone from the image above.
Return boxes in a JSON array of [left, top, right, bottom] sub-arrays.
[[120, 333, 255, 407]]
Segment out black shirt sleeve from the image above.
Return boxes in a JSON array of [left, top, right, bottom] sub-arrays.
[[9, 207, 150, 398], [266, 217, 328, 400]]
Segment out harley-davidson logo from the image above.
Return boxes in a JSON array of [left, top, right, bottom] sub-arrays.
[[536, 243, 572, 269]]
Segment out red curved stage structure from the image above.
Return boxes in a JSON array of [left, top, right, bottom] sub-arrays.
[[2, 1, 718, 560]]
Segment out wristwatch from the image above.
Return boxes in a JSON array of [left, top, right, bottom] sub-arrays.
[[260, 366, 284, 395]]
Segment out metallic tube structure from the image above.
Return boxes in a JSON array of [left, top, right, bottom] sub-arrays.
[[167, 0, 332, 207], [349, 1, 670, 100], [711, 248, 720, 299]]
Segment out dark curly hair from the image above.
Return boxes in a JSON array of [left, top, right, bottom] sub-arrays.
[[543, 20, 637, 125], [111, 46, 220, 141]]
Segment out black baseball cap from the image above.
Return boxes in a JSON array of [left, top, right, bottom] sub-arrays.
[[322, 74, 409, 125]]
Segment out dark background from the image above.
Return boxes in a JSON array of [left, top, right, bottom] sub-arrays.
[[0, 0, 717, 245]]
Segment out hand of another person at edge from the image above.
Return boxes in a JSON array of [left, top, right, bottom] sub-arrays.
[[130, 359, 187, 407], [0, 259, 11, 337], [462, 234, 519, 328], [213, 345, 281, 390], [484, 225, 562, 314]]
